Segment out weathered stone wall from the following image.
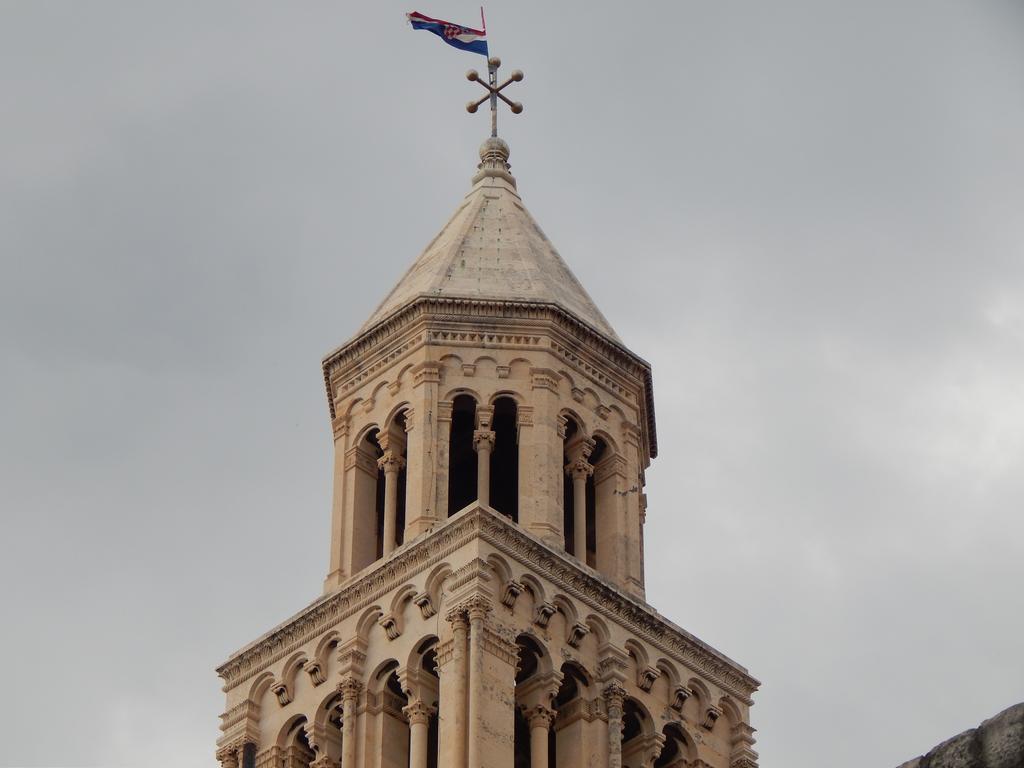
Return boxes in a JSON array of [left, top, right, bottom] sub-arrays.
[[896, 703, 1024, 768]]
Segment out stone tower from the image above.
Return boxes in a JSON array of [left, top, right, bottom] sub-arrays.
[[216, 136, 760, 768]]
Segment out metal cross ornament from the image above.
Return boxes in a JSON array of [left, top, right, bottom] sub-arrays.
[[465, 57, 523, 138]]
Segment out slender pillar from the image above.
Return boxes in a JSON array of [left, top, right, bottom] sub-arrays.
[[404, 699, 433, 768], [339, 677, 362, 768], [377, 449, 405, 556], [473, 430, 495, 507], [439, 609, 469, 768], [465, 598, 492, 768], [603, 683, 626, 768], [527, 706, 554, 768], [566, 457, 594, 561]]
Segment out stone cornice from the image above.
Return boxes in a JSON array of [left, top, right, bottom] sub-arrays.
[[216, 507, 755, 703], [320, 297, 657, 458]]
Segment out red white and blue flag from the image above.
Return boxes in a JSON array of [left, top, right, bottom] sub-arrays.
[[407, 11, 488, 56]]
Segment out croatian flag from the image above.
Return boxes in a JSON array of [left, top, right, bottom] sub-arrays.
[[407, 11, 488, 56]]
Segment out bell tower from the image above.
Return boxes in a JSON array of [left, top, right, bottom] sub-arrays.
[[216, 91, 759, 768]]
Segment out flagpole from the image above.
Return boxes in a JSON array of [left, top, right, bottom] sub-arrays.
[[482, 7, 498, 137]]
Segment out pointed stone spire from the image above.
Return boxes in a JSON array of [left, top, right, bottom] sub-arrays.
[[358, 138, 622, 343]]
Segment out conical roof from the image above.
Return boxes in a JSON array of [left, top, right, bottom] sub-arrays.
[[359, 138, 621, 343]]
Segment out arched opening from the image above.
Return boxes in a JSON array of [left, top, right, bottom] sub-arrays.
[[448, 395, 478, 516], [375, 663, 410, 768], [282, 717, 314, 768], [654, 723, 693, 768], [552, 662, 590, 768], [513, 634, 549, 768], [490, 396, 519, 522], [620, 698, 653, 768], [585, 438, 608, 568]]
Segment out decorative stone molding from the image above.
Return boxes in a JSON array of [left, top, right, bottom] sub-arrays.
[[320, 297, 657, 454], [571, 387, 585, 403], [566, 621, 590, 648], [462, 363, 477, 377], [377, 613, 401, 641], [447, 557, 493, 593], [596, 404, 610, 420], [335, 637, 367, 677], [496, 364, 511, 378], [702, 705, 723, 730], [462, 593, 494, 621], [516, 405, 534, 427], [670, 685, 692, 712], [305, 660, 327, 686], [436, 400, 453, 422], [412, 591, 436, 618], [343, 446, 377, 476], [637, 665, 662, 692], [434, 637, 456, 668], [271, 680, 292, 707], [254, 746, 281, 768], [533, 601, 556, 628], [481, 624, 519, 665], [597, 647, 630, 684], [216, 508, 757, 704], [412, 361, 441, 387], [501, 579, 525, 608], [530, 367, 560, 393]]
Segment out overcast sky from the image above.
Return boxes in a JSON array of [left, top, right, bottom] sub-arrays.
[[2, 2, 1022, 767]]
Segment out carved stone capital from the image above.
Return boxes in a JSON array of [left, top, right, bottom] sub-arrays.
[[530, 368, 560, 392], [436, 400, 453, 423], [565, 457, 594, 480], [216, 746, 240, 768], [516, 405, 534, 427], [472, 429, 496, 453], [338, 676, 363, 704], [403, 698, 435, 726], [523, 703, 555, 730], [602, 682, 627, 716], [444, 605, 468, 628], [377, 450, 406, 474], [462, 593, 493, 621]]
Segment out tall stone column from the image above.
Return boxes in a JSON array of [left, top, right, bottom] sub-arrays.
[[526, 705, 554, 768], [603, 683, 626, 768], [403, 699, 433, 768], [377, 448, 405, 556], [339, 677, 363, 768], [465, 598, 490, 768], [565, 435, 595, 561], [437, 608, 469, 768], [473, 430, 495, 507]]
